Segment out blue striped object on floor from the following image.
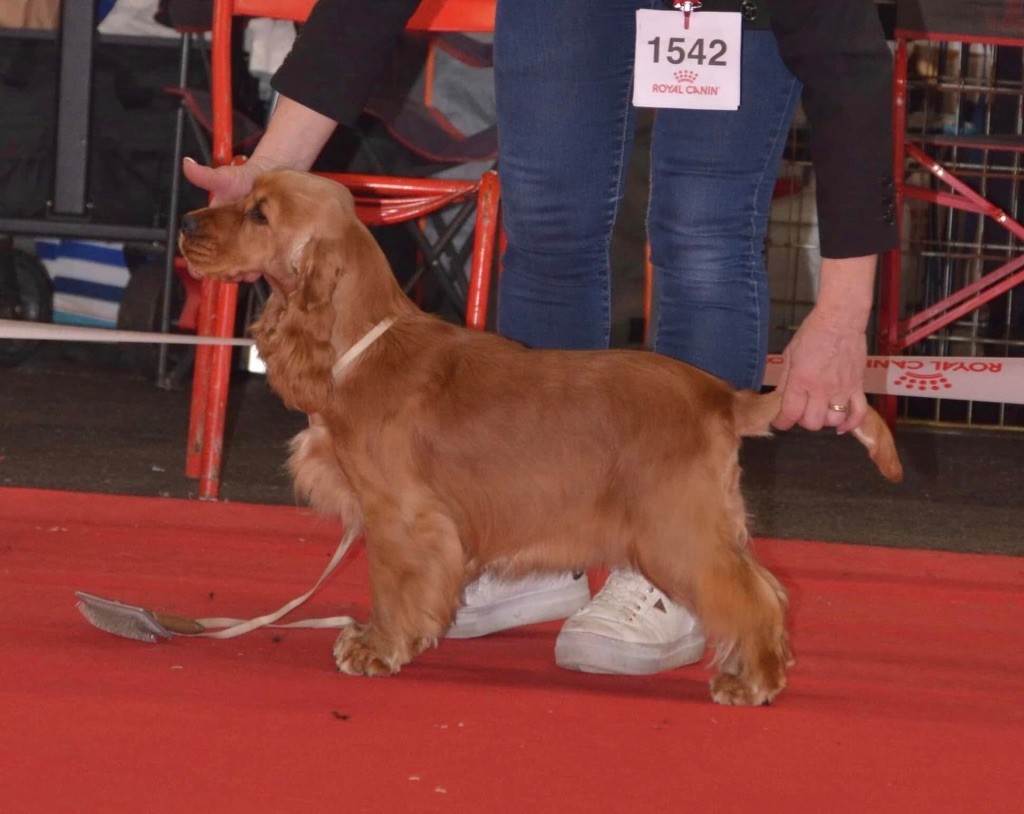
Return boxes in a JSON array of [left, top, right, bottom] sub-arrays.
[[36, 239, 129, 329]]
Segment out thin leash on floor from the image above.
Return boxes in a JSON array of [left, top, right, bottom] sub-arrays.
[[75, 320, 397, 644], [76, 527, 360, 642]]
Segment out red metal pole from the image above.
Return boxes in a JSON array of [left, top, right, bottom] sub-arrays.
[[185, 279, 219, 478], [188, 0, 237, 496], [904, 144, 1024, 242], [900, 256, 1024, 349], [198, 280, 239, 499], [465, 171, 500, 330], [877, 37, 909, 428]]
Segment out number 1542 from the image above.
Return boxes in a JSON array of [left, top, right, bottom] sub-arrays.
[[647, 37, 727, 66]]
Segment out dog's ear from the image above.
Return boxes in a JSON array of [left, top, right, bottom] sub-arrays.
[[291, 235, 341, 312], [258, 237, 340, 413]]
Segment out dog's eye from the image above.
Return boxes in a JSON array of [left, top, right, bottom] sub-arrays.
[[246, 205, 268, 225]]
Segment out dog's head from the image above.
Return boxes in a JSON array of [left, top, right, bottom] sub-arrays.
[[179, 170, 401, 413], [178, 169, 361, 297]]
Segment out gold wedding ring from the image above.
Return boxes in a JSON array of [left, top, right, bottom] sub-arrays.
[[828, 403, 850, 413]]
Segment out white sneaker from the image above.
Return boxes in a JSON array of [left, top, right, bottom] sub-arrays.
[[555, 569, 706, 675], [447, 571, 591, 639]]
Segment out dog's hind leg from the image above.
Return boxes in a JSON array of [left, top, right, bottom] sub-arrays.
[[333, 499, 464, 677], [643, 542, 790, 705], [637, 473, 790, 706], [696, 548, 790, 706]]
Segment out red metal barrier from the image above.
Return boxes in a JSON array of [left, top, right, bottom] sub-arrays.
[[189, 0, 500, 498], [877, 4, 1024, 428]]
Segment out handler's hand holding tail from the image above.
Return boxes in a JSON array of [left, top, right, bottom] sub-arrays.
[[772, 255, 877, 435]]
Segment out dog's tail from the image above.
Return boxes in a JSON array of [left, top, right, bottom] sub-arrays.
[[732, 389, 904, 483]]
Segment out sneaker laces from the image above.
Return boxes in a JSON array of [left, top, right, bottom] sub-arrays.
[[587, 571, 661, 623]]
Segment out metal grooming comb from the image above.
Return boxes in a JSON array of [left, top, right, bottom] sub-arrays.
[[75, 591, 206, 643]]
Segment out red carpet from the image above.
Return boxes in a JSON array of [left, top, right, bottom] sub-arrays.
[[1, 487, 1021, 813]]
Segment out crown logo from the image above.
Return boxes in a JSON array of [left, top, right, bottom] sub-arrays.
[[892, 371, 953, 393], [674, 70, 698, 83]]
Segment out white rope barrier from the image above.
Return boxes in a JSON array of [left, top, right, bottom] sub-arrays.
[[0, 318, 252, 347]]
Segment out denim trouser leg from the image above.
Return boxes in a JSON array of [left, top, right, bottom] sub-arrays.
[[495, 1, 801, 388], [495, 0, 640, 351], [648, 32, 801, 389]]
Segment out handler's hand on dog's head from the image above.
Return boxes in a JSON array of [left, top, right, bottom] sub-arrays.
[[182, 156, 267, 207], [181, 157, 271, 280]]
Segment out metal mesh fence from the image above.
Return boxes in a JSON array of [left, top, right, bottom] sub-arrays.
[[767, 41, 1024, 428]]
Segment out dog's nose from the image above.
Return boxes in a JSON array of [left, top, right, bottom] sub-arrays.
[[180, 213, 200, 237]]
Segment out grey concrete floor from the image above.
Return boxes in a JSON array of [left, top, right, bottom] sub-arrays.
[[1, 342, 1021, 557]]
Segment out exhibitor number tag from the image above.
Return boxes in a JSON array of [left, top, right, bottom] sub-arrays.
[[633, 9, 742, 111]]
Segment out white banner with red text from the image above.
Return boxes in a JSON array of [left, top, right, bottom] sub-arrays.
[[763, 354, 1024, 405]]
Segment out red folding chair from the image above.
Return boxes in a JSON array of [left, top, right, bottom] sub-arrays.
[[188, 0, 499, 499], [877, 0, 1024, 425]]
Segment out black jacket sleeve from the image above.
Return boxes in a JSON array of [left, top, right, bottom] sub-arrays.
[[768, 0, 898, 258], [275, 1, 897, 258], [271, 0, 421, 127]]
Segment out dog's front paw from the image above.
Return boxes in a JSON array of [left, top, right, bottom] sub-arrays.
[[333, 623, 397, 677], [709, 673, 783, 706]]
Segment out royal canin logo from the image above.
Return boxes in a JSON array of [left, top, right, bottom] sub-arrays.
[[892, 372, 954, 393], [652, 69, 718, 96]]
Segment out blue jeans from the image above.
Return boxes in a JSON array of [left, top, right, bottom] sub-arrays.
[[494, 0, 801, 389]]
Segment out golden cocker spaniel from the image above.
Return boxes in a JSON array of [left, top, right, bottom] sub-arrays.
[[179, 170, 903, 706]]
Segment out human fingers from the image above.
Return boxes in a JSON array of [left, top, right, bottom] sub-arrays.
[[800, 392, 830, 431], [823, 393, 850, 429], [182, 157, 255, 206], [773, 376, 808, 431], [182, 156, 220, 194], [837, 391, 869, 434]]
